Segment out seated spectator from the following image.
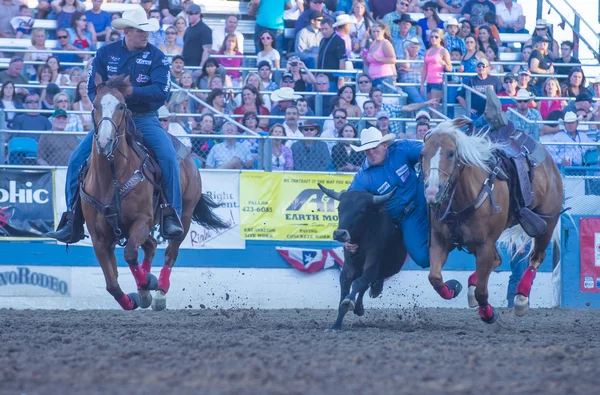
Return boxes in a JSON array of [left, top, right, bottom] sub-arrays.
[[561, 67, 585, 99], [0, 0, 21, 38], [376, 110, 393, 136], [458, 19, 474, 41], [461, 34, 486, 76], [158, 106, 192, 150], [37, 109, 80, 166], [370, 86, 437, 133], [322, 108, 348, 149], [279, 72, 296, 90], [497, 72, 517, 111], [211, 15, 244, 54], [173, 15, 186, 48], [0, 81, 23, 129], [286, 56, 317, 92], [458, 58, 502, 119], [295, 10, 323, 69], [308, 73, 333, 114], [282, 105, 304, 146], [10, 94, 51, 140], [191, 113, 217, 164], [50, 92, 82, 132], [168, 90, 197, 131], [170, 55, 185, 83], [540, 110, 564, 142], [355, 73, 372, 109], [539, 78, 567, 120], [555, 41, 580, 84], [160, 26, 183, 55], [217, 33, 243, 87], [67, 11, 97, 51], [51, 0, 86, 29], [589, 76, 600, 98], [86, 0, 111, 42], [525, 19, 559, 60], [484, 44, 503, 76], [294, 0, 330, 34], [549, 111, 595, 166], [331, 123, 364, 172], [495, 0, 526, 34], [384, 0, 411, 41], [257, 61, 279, 92], [40, 83, 61, 116], [415, 119, 430, 139], [296, 98, 315, 118], [256, 30, 281, 69], [178, 71, 200, 111], [24, 29, 51, 78], [107, 30, 122, 43], [269, 87, 301, 127], [10, 4, 32, 38], [160, 0, 183, 23], [357, 100, 378, 131], [461, 0, 496, 28], [417, 2, 444, 48], [45, 56, 69, 85], [241, 112, 264, 155], [55, 29, 86, 66], [235, 72, 271, 109], [476, 24, 499, 54], [269, 123, 294, 171], [234, 85, 271, 130], [197, 58, 231, 91], [338, 85, 362, 118], [204, 88, 234, 132], [292, 121, 331, 171], [529, 35, 555, 95], [516, 67, 535, 96], [506, 89, 542, 140], [444, 18, 466, 55], [564, 93, 595, 123], [205, 123, 254, 169], [148, 9, 166, 48], [510, 45, 532, 75], [0, 58, 28, 95]]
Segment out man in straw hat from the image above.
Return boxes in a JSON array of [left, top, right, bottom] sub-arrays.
[[506, 88, 542, 140], [549, 111, 595, 167], [344, 126, 431, 270], [47, 6, 185, 243]]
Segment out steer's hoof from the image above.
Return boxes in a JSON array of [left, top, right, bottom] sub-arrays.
[[341, 298, 355, 313], [353, 303, 364, 317]]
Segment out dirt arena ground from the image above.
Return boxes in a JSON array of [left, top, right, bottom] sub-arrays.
[[1, 307, 599, 394]]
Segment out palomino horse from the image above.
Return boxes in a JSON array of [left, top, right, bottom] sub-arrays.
[[420, 119, 563, 323], [82, 74, 227, 310]]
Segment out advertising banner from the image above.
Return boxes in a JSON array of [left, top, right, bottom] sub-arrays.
[[53, 169, 244, 249], [240, 172, 353, 241], [0, 266, 71, 297], [0, 169, 54, 238], [579, 218, 600, 292]]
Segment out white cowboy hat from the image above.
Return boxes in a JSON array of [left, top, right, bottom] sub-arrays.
[[563, 111, 581, 123], [444, 17, 461, 29], [352, 127, 396, 152], [270, 87, 301, 102], [403, 36, 422, 50], [535, 19, 549, 29], [111, 6, 160, 32], [157, 106, 170, 119], [515, 88, 534, 101], [332, 14, 357, 28]]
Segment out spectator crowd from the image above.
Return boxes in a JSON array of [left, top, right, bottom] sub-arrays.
[[0, 0, 598, 170]]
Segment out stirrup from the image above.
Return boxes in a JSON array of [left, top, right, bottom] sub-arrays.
[[159, 204, 183, 239]]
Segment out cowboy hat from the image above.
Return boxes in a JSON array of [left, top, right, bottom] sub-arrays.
[[112, 6, 160, 32], [351, 127, 396, 152], [393, 14, 417, 25], [563, 111, 581, 123], [300, 120, 321, 132], [270, 87, 301, 102], [515, 88, 534, 101], [332, 14, 357, 28], [157, 106, 170, 119], [403, 36, 422, 49], [535, 19, 549, 29], [444, 17, 461, 29]]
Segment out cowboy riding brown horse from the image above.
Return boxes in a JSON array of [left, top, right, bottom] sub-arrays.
[[82, 74, 227, 310], [420, 98, 563, 323]]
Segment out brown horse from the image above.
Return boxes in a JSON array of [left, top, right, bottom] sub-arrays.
[[420, 119, 563, 323], [82, 74, 227, 310]]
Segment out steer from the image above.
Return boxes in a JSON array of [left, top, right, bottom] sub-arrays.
[[319, 184, 407, 331]]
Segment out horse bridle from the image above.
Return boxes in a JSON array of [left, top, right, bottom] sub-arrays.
[[92, 105, 128, 159], [419, 152, 463, 207]]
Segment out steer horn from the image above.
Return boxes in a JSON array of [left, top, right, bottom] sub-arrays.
[[318, 183, 343, 201], [372, 188, 397, 205]]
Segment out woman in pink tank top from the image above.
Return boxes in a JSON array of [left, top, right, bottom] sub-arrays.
[[364, 21, 397, 93], [421, 28, 452, 106]]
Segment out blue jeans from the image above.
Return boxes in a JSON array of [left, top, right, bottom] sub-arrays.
[[372, 76, 397, 94], [398, 182, 430, 268], [254, 24, 285, 57], [507, 244, 532, 307], [402, 85, 425, 104], [65, 112, 182, 216]]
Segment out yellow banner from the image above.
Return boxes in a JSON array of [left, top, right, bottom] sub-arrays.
[[240, 173, 353, 241]]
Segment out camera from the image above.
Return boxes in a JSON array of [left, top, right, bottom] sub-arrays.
[[290, 61, 298, 67]]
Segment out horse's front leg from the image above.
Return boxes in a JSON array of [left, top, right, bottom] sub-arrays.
[[92, 242, 140, 310], [124, 219, 158, 309], [474, 242, 501, 324], [428, 231, 461, 300]]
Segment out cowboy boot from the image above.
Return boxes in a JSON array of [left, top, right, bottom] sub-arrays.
[[484, 87, 508, 131]]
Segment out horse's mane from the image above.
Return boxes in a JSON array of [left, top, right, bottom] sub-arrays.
[[105, 74, 131, 93], [428, 120, 498, 172]]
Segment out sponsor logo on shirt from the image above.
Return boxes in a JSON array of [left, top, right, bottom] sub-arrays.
[[142, 51, 150, 59], [136, 74, 150, 83], [396, 164, 409, 182], [136, 59, 152, 65], [109, 56, 120, 63], [377, 182, 390, 194], [107, 65, 117, 73]]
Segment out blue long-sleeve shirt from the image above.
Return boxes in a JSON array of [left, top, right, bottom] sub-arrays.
[[87, 39, 170, 114], [349, 140, 423, 220]]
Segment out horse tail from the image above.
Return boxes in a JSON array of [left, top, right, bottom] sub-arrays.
[[191, 193, 230, 230], [498, 217, 565, 263]]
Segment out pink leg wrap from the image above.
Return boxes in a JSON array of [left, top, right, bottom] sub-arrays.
[[117, 293, 135, 310], [478, 304, 494, 320], [129, 264, 148, 288], [141, 259, 152, 274], [468, 272, 478, 287], [516, 266, 537, 297], [436, 284, 455, 300], [158, 265, 171, 293]]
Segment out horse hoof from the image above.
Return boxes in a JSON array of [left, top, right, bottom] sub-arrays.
[[353, 304, 365, 317], [152, 291, 167, 311], [141, 273, 158, 291], [446, 279, 463, 299], [325, 327, 341, 333], [467, 285, 478, 308], [514, 294, 529, 317], [341, 298, 355, 313], [127, 292, 141, 310], [479, 306, 499, 324], [138, 290, 152, 309]]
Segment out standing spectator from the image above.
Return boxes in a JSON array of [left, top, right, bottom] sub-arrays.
[[160, 26, 183, 55], [24, 29, 51, 78], [282, 105, 304, 144], [51, 0, 86, 30], [217, 34, 243, 87], [317, 19, 347, 92], [364, 21, 397, 93], [495, 0, 526, 34], [11, 93, 51, 140], [160, 0, 183, 23], [269, 123, 294, 170], [51, 92, 82, 132], [383, 0, 412, 41], [295, 0, 326, 35], [256, 30, 281, 69], [549, 112, 595, 167], [368, 0, 396, 20], [55, 29, 85, 66], [496, 72, 518, 111], [211, 15, 244, 54], [182, 4, 212, 67], [528, 35, 554, 94], [444, 18, 466, 55], [257, 61, 279, 92], [461, 0, 495, 27], [332, 123, 365, 172], [205, 122, 254, 169], [173, 16, 186, 47], [555, 41, 580, 84], [510, 45, 532, 75], [539, 78, 566, 120], [295, 10, 323, 69], [417, 2, 444, 48], [234, 85, 271, 130], [250, 0, 291, 52], [67, 11, 97, 50], [292, 121, 331, 171], [0, 0, 21, 38], [561, 67, 585, 98], [0, 81, 23, 129], [37, 109, 81, 166], [525, 19, 559, 60], [506, 89, 542, 140], [85, 0, 111, 42], [457, 58, 502, 118], [350, 0, 373, 59], [421, 28, 452, 105], [399, 37, 425, 104]]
